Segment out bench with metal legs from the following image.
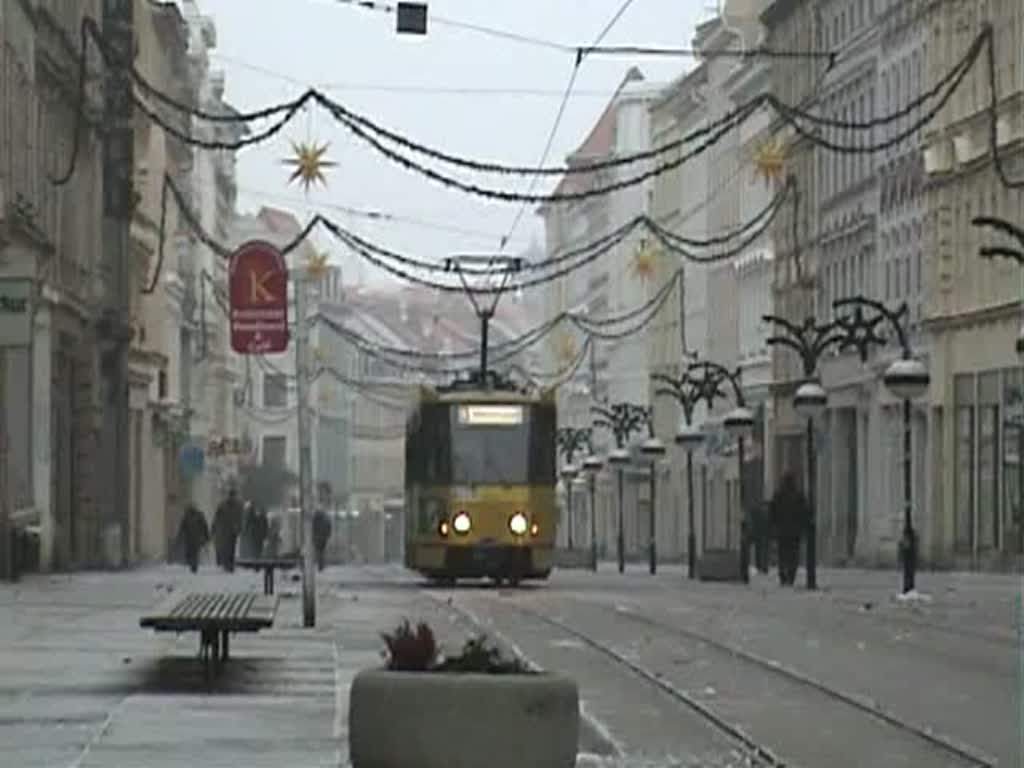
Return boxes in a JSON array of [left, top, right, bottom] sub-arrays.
[[141, 592, 278, 685]]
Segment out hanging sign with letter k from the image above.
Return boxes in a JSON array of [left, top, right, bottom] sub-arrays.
[[229, 240, 290, 354]]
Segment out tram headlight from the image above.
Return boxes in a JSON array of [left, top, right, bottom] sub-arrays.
[[438, 520, 450, 537], [509, 512, 528, 536], [452, 511, 472, 535]]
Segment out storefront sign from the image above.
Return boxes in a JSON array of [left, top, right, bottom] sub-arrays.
[[0, 279, 32, 346]]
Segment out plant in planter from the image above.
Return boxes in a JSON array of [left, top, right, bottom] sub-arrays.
[[349, 619, 579, 768]]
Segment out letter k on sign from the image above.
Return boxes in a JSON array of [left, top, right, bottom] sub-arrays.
[[250, 269, 275, 304]]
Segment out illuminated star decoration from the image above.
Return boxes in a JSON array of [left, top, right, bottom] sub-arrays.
[[556, 331, 578, 365], [319, 386, 334, 406], [631, 238, 660, 282], [307, 251, 330, 281], [753, 136, 786, 186], [283, 140, 336, 192]]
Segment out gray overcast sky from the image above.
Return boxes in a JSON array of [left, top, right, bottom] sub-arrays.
[[198, 0, 713, 287]]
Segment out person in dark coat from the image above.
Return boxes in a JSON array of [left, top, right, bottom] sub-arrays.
[[239, 501, 255, 559], [312, 508, 332, 571], [266, 515, 282, 558], [750, 500, 771, 574], [769, 473, 809, 586], [213, 487, 244, 572], [178, 504, 210, 573], [250, 505, 270, 558]]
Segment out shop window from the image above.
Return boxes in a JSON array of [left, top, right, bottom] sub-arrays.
[[978, 369, 1000, 550], [953, 374, 975, 552], [1003, 369, 1024, 553]]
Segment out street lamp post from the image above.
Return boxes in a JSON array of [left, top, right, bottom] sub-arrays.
[[762, 315, 844, 590], [652, 370, 707, 579], [832, 297, 930, 594], [686, 360, 756, 583], [591, 402, 649, 574], [582, 453, 603, 571], [556, 426, 593, 551], [640, 410, 666, 575]]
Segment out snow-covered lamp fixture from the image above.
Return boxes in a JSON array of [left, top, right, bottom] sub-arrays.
[[582, 454, 603, 473], [793, 380, 827, 420], [723, 406, 755, 439], [883, 358, 930, 401], [639, 436, 666, 459], [608, 447, 631, 467], [675, 419, 705, 448]]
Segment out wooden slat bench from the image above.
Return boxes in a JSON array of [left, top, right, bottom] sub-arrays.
[[140, 592, 278, 682], [236, 557, 301, 595]]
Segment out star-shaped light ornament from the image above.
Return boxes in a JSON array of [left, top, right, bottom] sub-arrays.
[[753, 136, 786, 186], [283, 140, 336, 192], [631, 239, 660, 282], [307, 251, 330, 281], [312, 345, 326, 363], [556, 331, 578, 365]]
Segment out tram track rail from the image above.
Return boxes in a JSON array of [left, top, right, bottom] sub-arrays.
[[504, 596, 998, 768], [422, 589, 787, 768]]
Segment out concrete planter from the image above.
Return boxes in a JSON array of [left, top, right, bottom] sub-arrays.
[[349, 668, 579, 768]]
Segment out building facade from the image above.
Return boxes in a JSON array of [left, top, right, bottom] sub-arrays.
[[761, 0, 828, 554], [126, 0, 194, 564], [539, 69, 670, 561], [921, 0, 1024, 568], [646, 64, 711, 564], [0, 0, 107, 574], [179, 0, 249, 524]]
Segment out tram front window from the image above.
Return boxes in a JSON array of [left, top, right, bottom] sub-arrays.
[[450, 404, 530, 485]]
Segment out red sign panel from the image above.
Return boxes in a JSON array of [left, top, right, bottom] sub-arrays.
[[229, 240, 289, 354]]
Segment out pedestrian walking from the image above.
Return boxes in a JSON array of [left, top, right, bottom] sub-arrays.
[[751, 500, 771, 574], [251, 505, 269, 558], [213, 487, 244, 572], [313, 508, 332, 571], [178, 504, 210, 573], [769, 472, 809, 586]]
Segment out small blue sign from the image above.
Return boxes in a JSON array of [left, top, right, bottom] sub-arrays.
[[179, 443, 205, 476]]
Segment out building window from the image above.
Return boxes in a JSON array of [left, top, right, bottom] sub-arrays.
[[1002, 369, 1024, 554], [978, 372, 1001, 549], [954, 374, 975, 552], [263, 373, 288, 408], [262, 435, 287, 469]]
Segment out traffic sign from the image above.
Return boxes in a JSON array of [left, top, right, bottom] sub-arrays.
[[229, 240, 289, 354], [179, 443, 205, 476]]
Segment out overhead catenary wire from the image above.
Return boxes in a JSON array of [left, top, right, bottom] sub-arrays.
[[51, 16, 1018, 206], [500, 0, 639, 248]]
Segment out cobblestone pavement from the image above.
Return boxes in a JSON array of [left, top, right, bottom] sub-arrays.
[[1, 563, 1018, 767]]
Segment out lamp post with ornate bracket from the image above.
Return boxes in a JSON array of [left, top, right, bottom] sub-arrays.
[[556, 427, 593, 551], [591, 402, 649, 573], [637, 409, 667, 574], [685, 360, 756, 583], [652, 369, 709, 579], [761, 315, 845, 590], [832, 297, 930, 594]]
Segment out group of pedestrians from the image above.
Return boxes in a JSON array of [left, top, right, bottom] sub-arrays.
[[175, 487, 332, 573], [175, 487, 281, 573], [746, 472, 811, 586]]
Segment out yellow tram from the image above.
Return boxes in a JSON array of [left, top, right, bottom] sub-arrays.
[[403, 379, 557, 585]]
